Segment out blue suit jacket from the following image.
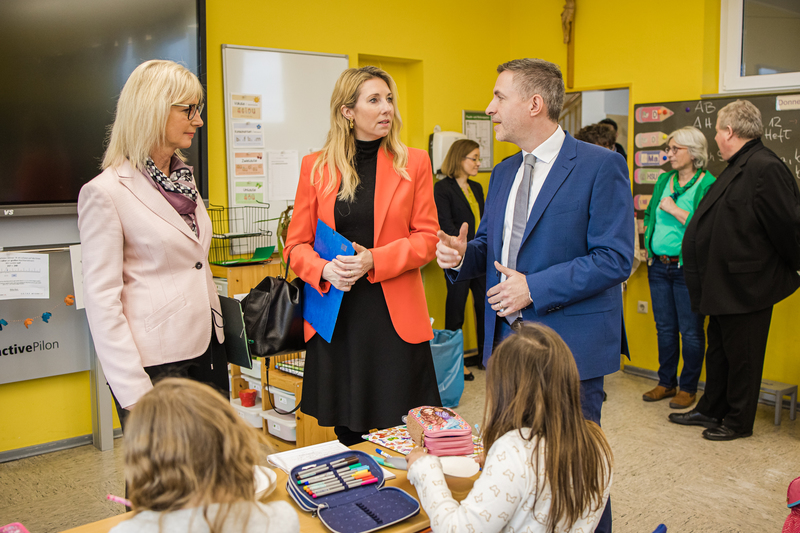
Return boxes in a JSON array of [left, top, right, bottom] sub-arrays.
[[454, 132, 634, 380]]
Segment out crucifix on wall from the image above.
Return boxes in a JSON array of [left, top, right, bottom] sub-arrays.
[[561, 0, 575, 88]]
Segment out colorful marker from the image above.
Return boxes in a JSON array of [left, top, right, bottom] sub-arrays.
[[330, 456, 359, 467], [375, 448, 393, 459], [298, 472, 336, 485], [106, 494, 131, 507], [296, 464, 330, 479]]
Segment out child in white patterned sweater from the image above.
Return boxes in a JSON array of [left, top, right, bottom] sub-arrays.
[[407, 322, 613, 533]]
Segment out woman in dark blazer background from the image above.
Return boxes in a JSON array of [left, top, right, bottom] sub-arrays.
[[433, 139, 485, 379]]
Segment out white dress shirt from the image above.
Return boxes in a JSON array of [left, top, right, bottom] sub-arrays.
[[500, 126, 566, 319]]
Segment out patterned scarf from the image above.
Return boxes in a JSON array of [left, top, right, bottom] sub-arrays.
[[144, 157, 199, 236], [669, 169, 703, 201]]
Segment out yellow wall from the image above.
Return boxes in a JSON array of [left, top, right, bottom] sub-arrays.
[[0, 372, 120, 452], [205, 0, 509, 349]]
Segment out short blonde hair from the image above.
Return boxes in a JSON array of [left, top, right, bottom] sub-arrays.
[[102, 60, 204, 170], [667, 126, 709, 169], [441, 139, 480, 179], [717, 99, 763, 141], [124, 378, 266, 529], [311, 66, 409, 201]]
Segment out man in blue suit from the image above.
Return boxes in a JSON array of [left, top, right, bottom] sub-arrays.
[[437, 58, 632, 532]]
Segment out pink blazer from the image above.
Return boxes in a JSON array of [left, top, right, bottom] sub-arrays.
[[77, 161, 223, 408], [284, 147, 438, 344]]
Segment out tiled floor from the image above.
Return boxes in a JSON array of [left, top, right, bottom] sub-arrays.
[[1, 370, 798, 532]]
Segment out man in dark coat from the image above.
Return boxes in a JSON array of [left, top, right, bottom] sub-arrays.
[[670, 99, 800, 440]]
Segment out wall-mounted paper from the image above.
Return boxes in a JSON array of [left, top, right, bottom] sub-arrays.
[[268, 150, 300, 201], [0, 252, 49, 300], [234, 180, 266, 205], [234, 152, 265, 176], [231, 94, 262, 119], [232, 121, 264, 148]]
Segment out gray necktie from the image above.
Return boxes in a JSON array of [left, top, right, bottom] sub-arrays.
[[507, 153, 536, 272]]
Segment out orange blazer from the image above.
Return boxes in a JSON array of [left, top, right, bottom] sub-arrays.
[[284, 146, 438, 344]]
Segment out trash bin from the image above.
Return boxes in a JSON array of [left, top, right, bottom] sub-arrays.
[[430, 329, 465, 408]]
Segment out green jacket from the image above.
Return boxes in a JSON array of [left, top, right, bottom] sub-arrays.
[[643, 169, 716, 265]]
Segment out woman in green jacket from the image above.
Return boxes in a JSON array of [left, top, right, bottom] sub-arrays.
[[642, 126, 715, 409]]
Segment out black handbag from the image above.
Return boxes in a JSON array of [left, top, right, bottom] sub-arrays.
[[241, 255, 305, 357]]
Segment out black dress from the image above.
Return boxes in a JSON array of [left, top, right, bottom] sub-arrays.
[[302, 138, 441, 432]]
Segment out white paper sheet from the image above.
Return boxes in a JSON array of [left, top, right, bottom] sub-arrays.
[[68, 244, 85, 309], [268, 150, 300, 201], [0, 252, 49, 300]]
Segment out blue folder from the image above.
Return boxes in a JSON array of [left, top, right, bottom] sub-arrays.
[[302, 219, 355, 342]]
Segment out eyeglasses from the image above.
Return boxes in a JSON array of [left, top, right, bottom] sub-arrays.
[[464, 156, 482, 163], [172, 103, 204, 120], [664, 145, 686, 155]]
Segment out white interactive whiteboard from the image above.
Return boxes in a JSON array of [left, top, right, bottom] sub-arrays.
[[222, 45, 348, 241]]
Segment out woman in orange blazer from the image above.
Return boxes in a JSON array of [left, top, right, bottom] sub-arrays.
[[284, 66, 441, 444], [78, 60, 226, 428]]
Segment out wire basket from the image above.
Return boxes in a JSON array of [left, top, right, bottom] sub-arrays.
[[207, 205, 273, 265]]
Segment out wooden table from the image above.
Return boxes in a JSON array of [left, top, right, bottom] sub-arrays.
[[61, 442, 477, 533]]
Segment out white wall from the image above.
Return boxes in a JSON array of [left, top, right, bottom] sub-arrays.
[[580, 88, 629, 127]]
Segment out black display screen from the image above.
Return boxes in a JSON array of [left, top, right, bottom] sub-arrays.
[[0, 0, 206, 210]]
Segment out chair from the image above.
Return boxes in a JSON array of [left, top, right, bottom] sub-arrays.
[[760, 379, 798, 426]]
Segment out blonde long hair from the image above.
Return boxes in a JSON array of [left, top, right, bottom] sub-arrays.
[[102, 60, 204, 170], [311, 66, 409, 201], [482, 323, 613, 532], [124, 378, 267, 532]]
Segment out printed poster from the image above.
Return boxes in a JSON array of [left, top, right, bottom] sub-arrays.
[[231, 94, 262, 120], [234, 152, 265, 176], [0, 253, 49, 300], [463, 110, 494, 171], [234, 179, 266, 205], [232, 121, 264, 148]]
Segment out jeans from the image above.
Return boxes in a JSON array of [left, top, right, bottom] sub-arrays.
[[647, 260, 706, 393]]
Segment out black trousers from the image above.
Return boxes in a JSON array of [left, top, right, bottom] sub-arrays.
[[112, 330, 229, 433], [695, 306, 773, 433], [444, 273, 486, 359]]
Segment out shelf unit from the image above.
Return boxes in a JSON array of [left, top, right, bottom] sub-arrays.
[[214, 260, 336, 450]]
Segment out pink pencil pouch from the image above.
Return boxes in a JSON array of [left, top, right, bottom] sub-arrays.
[[407, 406, 473, 456], [0, 524, 30, 533]]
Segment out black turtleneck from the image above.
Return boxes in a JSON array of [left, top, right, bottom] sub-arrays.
[[334, 138, 382, 248]]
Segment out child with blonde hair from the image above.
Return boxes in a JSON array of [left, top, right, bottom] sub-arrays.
[[407, 322, 613, 532], [110, 378, 298, 533]]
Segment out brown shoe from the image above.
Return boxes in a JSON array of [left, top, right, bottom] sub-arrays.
[[669, 390, 697, 409], [642, 385, 677, 402]]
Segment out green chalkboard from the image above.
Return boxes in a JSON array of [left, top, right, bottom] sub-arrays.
[[631, 95, 800, 226]]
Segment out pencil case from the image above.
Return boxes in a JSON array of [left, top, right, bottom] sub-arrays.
[[407, 406, 473, 456], [286, 450, 420, 533]]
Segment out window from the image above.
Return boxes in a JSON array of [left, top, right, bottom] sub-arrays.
[[720, 0, 800, 93]]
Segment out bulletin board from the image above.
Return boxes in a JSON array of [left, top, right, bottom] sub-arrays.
[[0, 249, 90, 384], [221, 45, 348, 240], [631, 94, 800, 241]]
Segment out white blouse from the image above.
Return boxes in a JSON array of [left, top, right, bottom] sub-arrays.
[[408, 428, 612, 533]]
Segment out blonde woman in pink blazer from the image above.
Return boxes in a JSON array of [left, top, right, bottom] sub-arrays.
[[78, 60, 225, 427]]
